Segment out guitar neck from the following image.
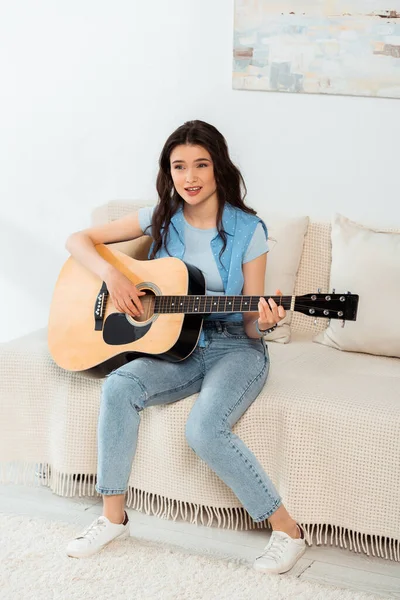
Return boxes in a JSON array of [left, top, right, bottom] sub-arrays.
[[153, 295, 293, 314]]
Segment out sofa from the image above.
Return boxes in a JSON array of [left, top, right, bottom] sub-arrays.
[[1, 200, 399, 562]]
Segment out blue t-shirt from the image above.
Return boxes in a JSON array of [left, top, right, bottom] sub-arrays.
[[138, 206, 268, 319]]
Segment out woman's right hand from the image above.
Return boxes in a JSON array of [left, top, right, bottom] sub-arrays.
[[104, 268, 146, 318]]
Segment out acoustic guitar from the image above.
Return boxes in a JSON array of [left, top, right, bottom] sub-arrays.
[[48, 244, 359, 371]]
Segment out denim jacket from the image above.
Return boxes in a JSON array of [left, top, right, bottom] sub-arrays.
[[148, 203, 268, 346]]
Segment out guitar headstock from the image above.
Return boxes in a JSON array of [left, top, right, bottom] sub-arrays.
[[294, 292, 359, 321]]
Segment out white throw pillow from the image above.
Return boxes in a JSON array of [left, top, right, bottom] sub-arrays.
[[314, 213, 400, 358], [261, 214, 310, 343]]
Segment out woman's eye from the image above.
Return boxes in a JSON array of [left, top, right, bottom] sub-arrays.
[[173, 163, 208, 170]]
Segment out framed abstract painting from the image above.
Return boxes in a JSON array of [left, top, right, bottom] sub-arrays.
[[233, 1, 400, 98]]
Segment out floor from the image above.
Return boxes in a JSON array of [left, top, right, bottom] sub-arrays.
[[1, 481, 400, 599]]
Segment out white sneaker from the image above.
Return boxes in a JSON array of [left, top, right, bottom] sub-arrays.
[[66, 511, 130, 558], [253, 526, 306, 575]]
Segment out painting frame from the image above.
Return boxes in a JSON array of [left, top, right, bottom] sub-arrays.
[[233, 1, 400, 98]]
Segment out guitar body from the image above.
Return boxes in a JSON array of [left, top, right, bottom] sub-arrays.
[[48, 246, 206, 371]]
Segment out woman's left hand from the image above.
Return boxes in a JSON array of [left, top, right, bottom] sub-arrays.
[[257, 289, 286, 331]]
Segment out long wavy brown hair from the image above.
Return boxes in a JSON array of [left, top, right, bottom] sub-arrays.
[[148, 120, 257, 262]]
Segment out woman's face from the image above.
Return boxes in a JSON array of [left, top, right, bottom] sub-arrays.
[[169, 144, 217, 207]]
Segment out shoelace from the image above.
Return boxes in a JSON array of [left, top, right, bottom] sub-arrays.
[[257, 533, 289, 561], [76, 517, 108, 542]]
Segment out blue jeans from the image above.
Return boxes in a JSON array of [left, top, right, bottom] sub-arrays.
[[95, 320, 282, 522]]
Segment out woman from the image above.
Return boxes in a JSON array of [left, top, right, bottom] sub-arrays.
[[65, 120, 306, 574]]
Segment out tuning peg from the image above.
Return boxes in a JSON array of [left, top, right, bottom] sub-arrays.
[[347, 291, 351, 294], [340, 320, 345, 328], [332, 288, 336, 294], [314, 319, 317, 326], [317, 288, 322, 293]]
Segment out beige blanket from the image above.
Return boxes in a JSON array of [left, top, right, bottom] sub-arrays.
[[1, 326, 399, 562]]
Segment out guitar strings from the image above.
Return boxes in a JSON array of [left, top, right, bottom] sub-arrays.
[[151, 306, 347, 317], [135, 295, 353, 318], [151, 302, 348, 316], [152, 301, 347, 314]]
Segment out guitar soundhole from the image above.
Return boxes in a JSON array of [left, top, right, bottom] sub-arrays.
[[126, 288, 156, 325]]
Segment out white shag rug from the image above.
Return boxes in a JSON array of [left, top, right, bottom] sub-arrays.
[[0, 512, 383, 600]]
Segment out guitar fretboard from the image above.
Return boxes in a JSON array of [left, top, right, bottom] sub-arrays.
[[153, 295, 293, 314]]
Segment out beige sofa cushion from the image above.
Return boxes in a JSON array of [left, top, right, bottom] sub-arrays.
[[91, 201, 153, 260], [260, 214, 309, 343], [291, 222, 332, 335], [314, 213, 400, 358]]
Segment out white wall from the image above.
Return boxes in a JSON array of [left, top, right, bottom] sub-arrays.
[[1, 0, 399, 343]]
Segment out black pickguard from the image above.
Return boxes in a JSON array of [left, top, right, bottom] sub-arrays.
[[102, 262, 207, 364]]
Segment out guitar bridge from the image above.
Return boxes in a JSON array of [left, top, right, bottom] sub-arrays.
[[94, 282, 109, 331]]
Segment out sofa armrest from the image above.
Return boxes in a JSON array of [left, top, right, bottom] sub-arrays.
[[0, 326, 49, 353], [0, 326, 134, 382], [0, 325, 105, 470]]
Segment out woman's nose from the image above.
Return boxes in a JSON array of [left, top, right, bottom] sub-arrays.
[[185, 169, 197, 183]]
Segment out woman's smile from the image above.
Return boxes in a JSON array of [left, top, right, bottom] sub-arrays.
[[184, 186, 203, 197]]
